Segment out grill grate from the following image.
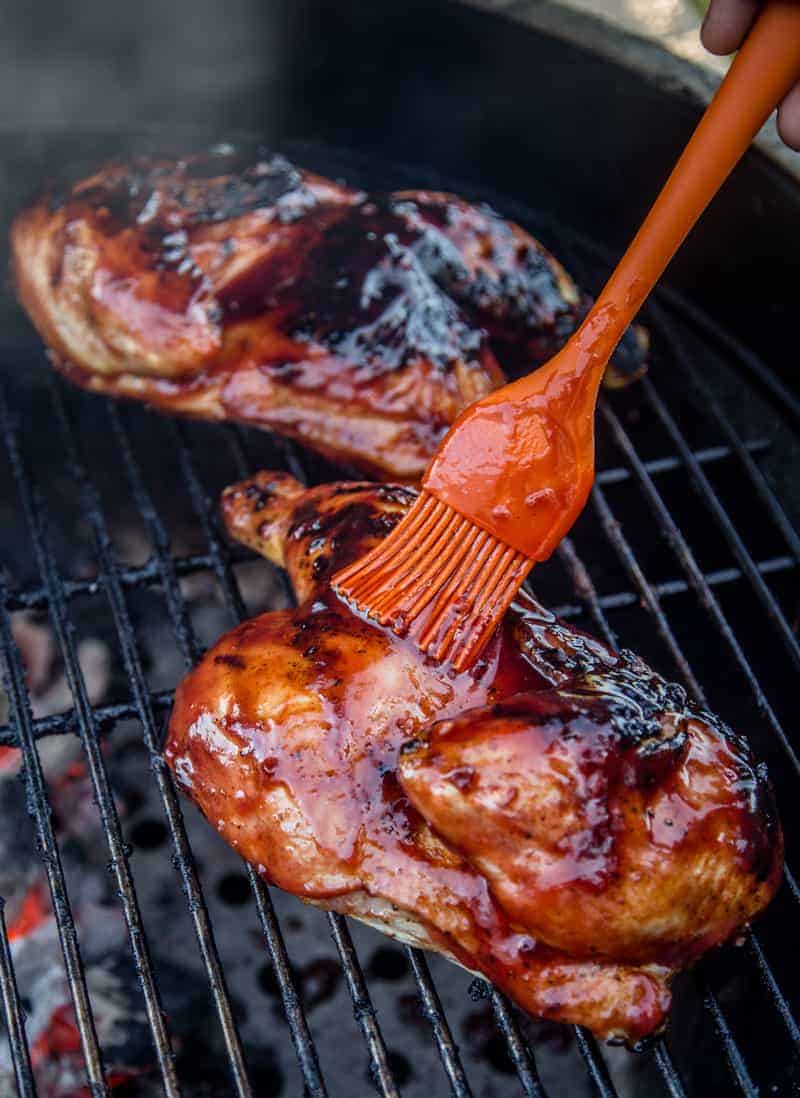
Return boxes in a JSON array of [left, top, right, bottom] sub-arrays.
[[0, 175, 797, 1097]]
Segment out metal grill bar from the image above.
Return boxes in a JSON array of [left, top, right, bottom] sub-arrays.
[[0, 691, 173, 746], [592, 437, 768, 485], [641, 374, 800, 671], [533, 210, 795, 1097], [555, 540, 687, 1098], [167, 417, 405, 1095], [587, 479, 800, 1076], [326, 913, 399, 1098], [590, 486, 706, 703], [108, 405, 328, 1094], [0, 548, 794, 749], [702, 992, 758, 1097], [595, 439, 770, 485], [106, 405, 204, 678], [657, 286, 800, 432], [782, 867, 800, 907], [405, 950, 473, 1096], [589, 342, 800, 1061], [556, 537, 615, 642], [23, 380, 182, 1095], [0, 435, 771, 616], [487, 990, 544, 1097], [3, 548, 252, 613], [577, 554, 795, 606], [225, 429, 482, 1096], [744, 934, 800, 1048], [586, 411, 800, 1082], [598, 397, 800, 778], [0, 901, 36, 1097], [650, 1035, 686, 1098], [247, 868, 328, 1095], [39, 381, 254, 1096], [573, 1028, 617, 1097], [108, 408, 327, 1096], [646, 309, 800, 568], [0, 390, 111, 1096]]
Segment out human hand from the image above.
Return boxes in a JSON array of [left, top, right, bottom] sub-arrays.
[[702, 0, 800, 148]]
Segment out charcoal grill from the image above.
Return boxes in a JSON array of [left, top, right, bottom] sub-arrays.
[[0, 3, 799, 1096]]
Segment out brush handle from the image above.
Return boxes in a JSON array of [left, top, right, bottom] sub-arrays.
[[585, 0, 800, 360], [424, 1, 800, 562]]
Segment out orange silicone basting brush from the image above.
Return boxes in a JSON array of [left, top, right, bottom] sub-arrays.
[[334, 1, 800, 671]]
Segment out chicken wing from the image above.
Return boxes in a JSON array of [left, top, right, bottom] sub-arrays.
[[12, 147, 646, 480], [164, 471, 781, 1041]]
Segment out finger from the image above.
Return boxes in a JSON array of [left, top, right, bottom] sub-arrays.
[[701, 0, 761, 54], [777, 82, 800, 151]]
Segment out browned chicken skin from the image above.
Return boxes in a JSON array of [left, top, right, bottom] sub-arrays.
[[164, 471, 782, 1042], [11, 147, 646, 480]]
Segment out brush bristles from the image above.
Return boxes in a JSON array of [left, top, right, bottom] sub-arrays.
[[332, 491, 532, 670]]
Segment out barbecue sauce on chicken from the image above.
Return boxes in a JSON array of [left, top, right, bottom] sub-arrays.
[[12, 148, 648, 480], [165, 473, 782, 1042]]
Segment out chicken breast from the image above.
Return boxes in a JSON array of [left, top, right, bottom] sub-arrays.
[[11, 146, 647, 480], [164, 471, 782, 1041]]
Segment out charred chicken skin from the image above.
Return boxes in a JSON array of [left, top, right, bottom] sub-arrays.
[[11, 147, 646, 480], [164, 471, 782, 1042]]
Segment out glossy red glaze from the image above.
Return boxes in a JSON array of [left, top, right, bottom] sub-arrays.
[[166, 588, 672, 1040], [400, 685, 782, 967], [423, 309, 612, 560], [165, 474, 782, 1041], [12, 150, 648, 482], [424, 2, 800, 559]]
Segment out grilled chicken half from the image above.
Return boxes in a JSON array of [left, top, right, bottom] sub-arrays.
[[164, 472, 782, 1042], [12, 147, 646, 480]]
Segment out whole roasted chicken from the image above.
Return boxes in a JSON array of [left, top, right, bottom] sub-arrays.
[[165, 471, 782, 1042], [11, 147, 646, 480]]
